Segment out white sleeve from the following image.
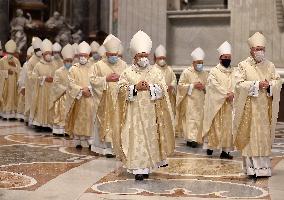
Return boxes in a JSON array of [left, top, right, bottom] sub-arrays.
[[76, 89, 83, 100], [88, 85, 94, 96], [248, 81, 259, 97], [187, 84, 194, 96], [149, 84, 163, 101], [40, 76, 46, 86], [128, 85, 137, 101]]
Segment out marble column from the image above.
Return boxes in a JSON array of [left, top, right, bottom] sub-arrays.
[[0, 0, 9, 43]]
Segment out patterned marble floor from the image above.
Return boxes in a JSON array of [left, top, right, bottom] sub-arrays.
[[0, 120, 284, 200]]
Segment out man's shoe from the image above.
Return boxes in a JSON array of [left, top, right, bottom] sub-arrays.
[[75, 144, 83, 149], [135, 174, 144, 181], [220, 151, 233, 159], [186, 141, 192, 147], [190, 141, 198, 148], [143, 174, 149, 179], [105, 154, 115, 158], [207, 149, 213, 155]]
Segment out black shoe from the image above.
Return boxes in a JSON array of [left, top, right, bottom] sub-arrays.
[[105, 154, 115, 158], [248, 174, 257, 180], [19, 119, 24, 122], [159, 164, 168, 168], [220, 151, 233, 159], [186, 141, 192, 146], [143, 174, 149, 179], [76, 144, 83, 149], [190, 141, 198, 148], [88, 145, 91, 150], [135, 174, 144, 181], [207, 149, 213, 155]]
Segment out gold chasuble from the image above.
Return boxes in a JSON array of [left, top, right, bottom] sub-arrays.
[[65, 62, 95, 137], [0, 56, 21, 118], [202, 64, 235, 150], [90, 58, 127, 154], [49, 66, 69, 134], [29, 60, 56, 127], [234, 57, 282, 158], [116, 64, 175, 172], [25, 54, 41, 117], [176, 66, 208, 142]]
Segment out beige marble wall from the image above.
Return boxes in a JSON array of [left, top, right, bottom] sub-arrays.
[[117, 0, 167, 63], [117, 0, 284, 67], [230, 0, 284, 67]]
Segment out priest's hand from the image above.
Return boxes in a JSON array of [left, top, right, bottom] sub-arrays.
[[20, 88, 25, 96], [8, 69, 14, 75], [226, 92, 234, 102], [106, 73, 120, 82], [136, 81, 149, 91], [82, 87, 91, 97], [259, 80, 269, 90], [194, 82, 205, 90], [45, 76, 53, 83]]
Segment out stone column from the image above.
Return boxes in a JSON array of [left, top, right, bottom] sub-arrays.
[[0, 0, 9, 43]]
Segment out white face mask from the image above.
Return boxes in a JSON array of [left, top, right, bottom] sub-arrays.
[[137, 57, 150, 68], [79, 56, 88, 65], [195, 64, 204, 72], [157, 59, 166, 67], [254, 50, 265, 63], [44, 54, 52, 62]]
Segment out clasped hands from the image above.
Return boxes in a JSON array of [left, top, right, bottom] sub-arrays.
[[106, 73, 120, 82], [194, 82, 205, 90], [136, 81, 149, 91], [259, 79, 269, 90]]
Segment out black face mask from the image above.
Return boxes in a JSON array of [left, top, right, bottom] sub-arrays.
[[221, 59, 231, 68]]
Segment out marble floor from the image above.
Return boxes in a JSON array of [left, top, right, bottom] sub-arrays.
[[0, 120, 284, 200]]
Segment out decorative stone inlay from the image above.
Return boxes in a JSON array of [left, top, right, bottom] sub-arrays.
[[155, 157, 243, 177], [0, 171, 37, 189], [92, 179, 268, 198]]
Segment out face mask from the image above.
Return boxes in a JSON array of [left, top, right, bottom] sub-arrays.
[[221, 59, 231, 68], [35, 51, 42, 57], [108, 56, 119, 64], [54, 53, 61, 59], [195, 64, 204, 72], [79, 56, 88, 65], [157, 59, 166, 67], [64, 63, 72, 69], [44, 54, 52, 62], [137, 57, 150, 68], [254, 50, 265, 63], [92, 53, 101, 61]]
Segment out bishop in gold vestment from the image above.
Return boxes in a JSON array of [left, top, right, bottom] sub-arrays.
[[202, 41, 234, 159], [65, 41, 95, 148], [234, 32, 282, 177], [176, 47, 208, 147], [116, 31, 175, 181], [0, 40, 21, 119], [90, 34, 128, 156], [29, 39, 56, 128], [153, 45, 176, 113], [50, 44, 74, 135]]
